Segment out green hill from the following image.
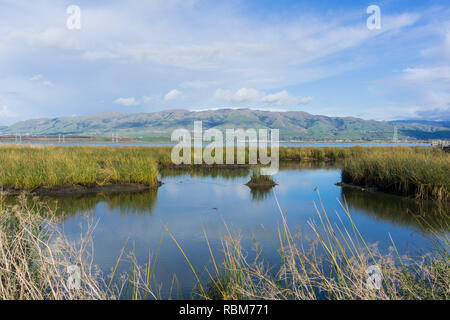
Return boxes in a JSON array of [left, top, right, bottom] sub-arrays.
[[1, 109, 449, 140]]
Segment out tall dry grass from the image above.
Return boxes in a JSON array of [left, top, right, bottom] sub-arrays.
[[173, 191, 449, 300], [0, 194, 109, 299], [0, 194, 158, 300], [0, 191, 448, 300]]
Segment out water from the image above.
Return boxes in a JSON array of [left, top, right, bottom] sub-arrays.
[[0, 141, 430, 147], [19, 162, 447, 297]]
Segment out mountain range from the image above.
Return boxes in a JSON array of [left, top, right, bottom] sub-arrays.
[[1, 109, 449, 140]]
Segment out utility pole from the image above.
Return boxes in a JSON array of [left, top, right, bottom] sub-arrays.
[[112, 132, 119, 143]]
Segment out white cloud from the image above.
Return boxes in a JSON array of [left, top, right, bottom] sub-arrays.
[[113, 95, 160, 106], [363, 79, 450, 121], [114, 97, 140, 106], [420, 22, 450, 61], [141, 95, 157, 103], [397, 66, 450, 116], [30, 74, 43, 81], [72, 11, 418, 76], [213, 88, 313, 107], [191, 106, 288, 112], [402, 67, 450, 83], [214, 88, 260, 103], [29, 74, 52, 86], [0, 1, 445, 121], [164, 89, 182, 101], [181, 80, 219, 89], [261, 91, 313, 106], [415, 107, 450, 121]]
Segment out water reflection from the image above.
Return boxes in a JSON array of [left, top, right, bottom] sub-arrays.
[[341, 187, 449, 233], [159, 162, 336, 204], [5, 162, 446, 235], [3, 162, 448, 298], [248, 186, 273, 202], [6, 190, 158, 218], [159, 166, 251, 180], [159, 161, 341, 180]]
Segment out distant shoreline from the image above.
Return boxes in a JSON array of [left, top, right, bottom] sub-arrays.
[[0, 134, 432, 145]]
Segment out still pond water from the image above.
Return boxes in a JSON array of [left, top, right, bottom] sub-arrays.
[[28, 162, 448, 297]]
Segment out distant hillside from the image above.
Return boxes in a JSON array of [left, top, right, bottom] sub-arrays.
[[1, 109, 449, 140], [391, 120, 450, 128]]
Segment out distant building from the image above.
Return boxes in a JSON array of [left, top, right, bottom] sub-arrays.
[[431, 140, 450, 149]]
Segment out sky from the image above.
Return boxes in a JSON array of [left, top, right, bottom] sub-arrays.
[[0, 0, 449, 125]]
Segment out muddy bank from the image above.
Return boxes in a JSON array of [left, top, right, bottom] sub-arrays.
[[335, 181, 440, 201], [1, 182, 162, 197], [335, 181, 450, 206], [335, 182, 377, 193], [159, 163, 252, 169]]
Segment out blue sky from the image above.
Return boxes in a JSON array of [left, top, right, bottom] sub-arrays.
[[0, 0, 449, 125]]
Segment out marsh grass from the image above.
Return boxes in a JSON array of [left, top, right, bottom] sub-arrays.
[[157, 145, 443, 166], [0, 145, 445, 196], [0, 145, 160, 190], [342, 149, 450, 201]]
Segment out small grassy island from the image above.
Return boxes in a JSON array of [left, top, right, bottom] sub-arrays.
[[245, 169, 277, 188]]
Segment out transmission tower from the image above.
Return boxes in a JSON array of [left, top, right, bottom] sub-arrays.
[[392, 126, 398, 143]]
